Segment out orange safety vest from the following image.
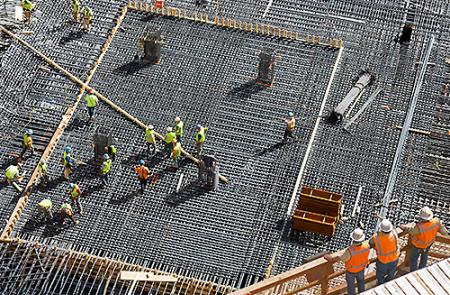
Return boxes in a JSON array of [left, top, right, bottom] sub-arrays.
[[373, 232, 400, 264], [411, 218, 441, 249], [287, 117, 295, 131], [345, 243, 370, 273], [155, 0, 164, 9], [134, 165, 149, 180]]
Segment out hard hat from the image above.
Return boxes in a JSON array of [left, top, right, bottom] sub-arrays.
[[69, 183, 75, 188], [139, 159, 145, 165], [350, 228, 365, 242], [26, 129, 33, 135], [166, 127, 173, 132], [88, 88, 94, 94], [39, 159, 46, 165], [196, 124, 202, 129], [175, 116, 181, 122], [64, 146, 72, 153], [380, 219, 393, 233], [148, 125, 154, 130], [103, 154, 110, 160], [418, 206, 433, 221], [288, 111, 294, 117]]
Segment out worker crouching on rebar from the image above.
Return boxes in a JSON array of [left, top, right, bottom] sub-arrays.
[[37, 198, 53, 221], [134, 160, 149, 194], [60, 203, 79, 225], [20, 129, 34, 158], [37, 159, 49, 187], [81, 6, 93, 32], [21, 0, 34, 23], [3, 163, 24, 191]]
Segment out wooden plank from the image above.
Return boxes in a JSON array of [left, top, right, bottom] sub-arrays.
[[394, 276, 420, 295], [405, 273, 433, 294], [120, 271, 177, 282], [384, 281, 406, 295], [436, 260, 450, 280], [414, 271, 442, 294], [373, 286, 391, 295], [428, 264, 450, 289]]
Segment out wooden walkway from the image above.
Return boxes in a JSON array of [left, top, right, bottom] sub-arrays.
[[363, 258, 450, 295]]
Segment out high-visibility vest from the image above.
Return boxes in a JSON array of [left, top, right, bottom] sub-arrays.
[[155, 0, 164, 9], [172, 142, 181, 158], [101, 159, 112, 174], [373, 232, 400, 264], [287, 117, 295, 131], [145, 129, 156, 144], [38, 163, 47, 174], [5, 165, 19, 180], [22, 0, 33, 11], [70, 184, 81, 200], [61, 203, 72, 211], [134, 165, 149, 180], [38, 199, 52, 210], [23, 133, 33, 147], [195, 127, 207, 143], [411, 218, 441, 249], [63, 151, 74, 167], [345, 243, 370, 273], [83, 7, 93, 20], [164, 132, 176, 144], [85, 94, 98, 107], [175, 121, 184, 136], [72, 0, 79, 13], [109, 145, 117, 156]]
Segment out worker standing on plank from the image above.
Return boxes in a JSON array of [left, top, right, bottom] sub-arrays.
[[20, 129, 34, 158], [62, 146, 76, 180], [81, 6, 93, 32], [37, 198, 53, 221], [369, 219, 399, 284], [85, 89, 98, 121], [171, 139, 181, 168], [194, 125, 207, 156], [72, 0, 80, 22], [163, 127, 176, 157], [100, 153, 111, 186], [60, 203, 79, 225], [145, 125, 158, 156], [68, 183, 83, 215], [105, 144, 117, 161], [134, 160, 150, 194], [21, 0, 34, 23], [174, 116, 184, 142], [325, 228, 369, 295], [400, 207, 448, 271], [282, 112, 298, 143], [37, 159, 48, 187]]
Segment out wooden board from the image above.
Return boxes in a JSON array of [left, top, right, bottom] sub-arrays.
[[120, 271, 178, 282]]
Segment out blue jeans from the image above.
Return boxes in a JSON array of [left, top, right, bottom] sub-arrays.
[[100, 173, 109, 185], [87, 107, 95, 119], [376, 259, 398, 284], [410, 246, 429, 272], [345, 270, 365, 295]]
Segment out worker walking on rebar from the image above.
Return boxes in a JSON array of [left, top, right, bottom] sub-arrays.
[[105, 144, 117, 161], [134, 160, 149, 194], [171, 139, 181, 168], [81, 6, 93, 32], [194, 125, 208, 156], [62, 146, 76, 180], [85, 89, 98, 121], [369, 219, 399, 284], [60, 203, 79, 225], [163, 127, 176, 157], [68, 183, 83, 215], [72, 0, 80, 22], [400, 206, 448, 272], [282, 112, 298, 143], [325, 228, 369, 295], [37, 198, 53, 221], [20, 129, 34, 158], [37, 159, 49, 187], [174, 116, 184, 142], [100, 154, 111, 186], [145, 125, 158, 156], [21, 0, 34, 23]]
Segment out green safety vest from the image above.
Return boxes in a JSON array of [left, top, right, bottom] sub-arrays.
[[195, 128, 206, 143], [38, 163, 47, 174], [101, 159, 112, 174], [174, 121, 184, 136], [164, 132, 176, 144], [5, 166, 19, 179], [85, 94, 98, 107], [38, 199, 52, 209], [145, 129, 156, 144], [61, 203, 72, 211], [63, 151, 70, 166], [22, 0, 33, 11], [172, 142, 181, 158], [23, 133, 32, 146], [72, 0, 79, 13], [83, 7, 93, 20], [70, 184, 81, 200]]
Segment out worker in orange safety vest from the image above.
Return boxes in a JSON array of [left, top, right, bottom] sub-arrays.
[[325, 228, 369, 295], [134, 159, 150, 194], [369, 219, 399, 284], [400, 206, 448, 271]]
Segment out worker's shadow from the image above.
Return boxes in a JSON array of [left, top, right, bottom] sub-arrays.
[[20, 217, 48, 234], [66, 117, 87, 132], [254, 142, 285, 156], [165, 181, 208, 205], [59, 30, 84, 46], [114, 60, 151, 76], [36, 175, 67, 192], [109, 191, 139, 205], [42, 219, 72, 238], [226, 80, 265, 101]]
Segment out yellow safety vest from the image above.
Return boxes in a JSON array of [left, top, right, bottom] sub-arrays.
[[164, 132, 175, 144], [172, 142, 181, 158], [101, 159, 112, 174], [70, 184, 81, 200], [145, 129, 156, 144], [85, 94, 98, 107], [23, 133, 33, 147], [5, 165, 19, 180], [38, 199, 52, 210], [195, 127, 207, 143], [175, 121, 184, 136]]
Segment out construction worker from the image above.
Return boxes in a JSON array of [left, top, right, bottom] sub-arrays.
[[37, 159, 48, 187], [72, 0, 80, 22], [171, 139, 181, 168], [62, 146, 75, 180], [134, 160, 150, 194], [145, 125, 158, 156], [194, 125, 208, 156], [85, 89, 98, 121], [20, 129, 34, 158], [163, 127, 176, 157], [105, 145, 117, 161], [325, 228, 369, 295], [21, 0, 34, 23], [68, 183, 83, 215], [400, 206, 448, 271], [369, 219, 399, 284], [81, 6, 93, 32], [3, 164, 23, 185], [282, 112, 298, 143], [174, 117, 184, 142], [100, 153, 111, 186], [60, 203, 79, 225], [37, 198, 53, 221]]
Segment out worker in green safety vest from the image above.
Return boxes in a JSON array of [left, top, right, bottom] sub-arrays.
[[20, 129, 34, 158], [145, 125, 158, 156], [60, 203, 79, 225], [68, 183, 83, 215], [81, 6, 93, 32], [105, 145, 117, 161], [37, 198, 53, 221], [37, 159, 48, 187], [85, 89, 98, 121], [100, 154, 111, 186], [194, 125, 208, 156], [21, 0, 34, 23], [171, 139, 182, 168], [174, 116, 184, 143], [62, 146, 76, 180], [72, 0, 80, 22], [163, 127, 176, 157]]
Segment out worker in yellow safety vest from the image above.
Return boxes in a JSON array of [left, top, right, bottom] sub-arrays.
[[100, 153, 111, 186], [134, 160, 150, 194], [194, 125, 208, 156], [69, 183, 83, 215], [145, 125, 158, 156], [163, 127, 176, 157], [62, 146, 76, 180], [369, 219, 399, 284], [37, 198, 53, 221], [3, 164, 22, 185], [400, 206, 448, 271], [282, 112, 298, 143], [21, 0, 34, 23], [171, 139, 181, 168], [81, 6, 93, 32], [105, 144, 117, 161], [60, 203, 79, 225], [20, 129, 34, 158], [37, 159, 49, 187], [72, 0, 80, 21], [85, 89, 98, 121], [174, 116, 184, 142], [325, 228, 369, 295]]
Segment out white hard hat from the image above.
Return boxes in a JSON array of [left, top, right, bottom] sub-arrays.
[[166, 127, 172, 132], [148, 125, 154, 130], [418, 206, 433, 221], [175, 116, 181, 122], [380, 219, 393, 233], [351, 228, 365, 242]]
